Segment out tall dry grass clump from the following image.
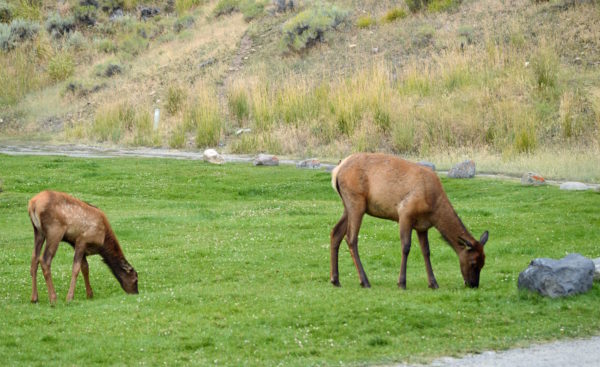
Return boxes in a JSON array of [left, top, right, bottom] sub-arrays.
[[89, 102, 155, 145]]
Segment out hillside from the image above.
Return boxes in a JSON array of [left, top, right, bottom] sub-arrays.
[[1, 0, 599, 180]]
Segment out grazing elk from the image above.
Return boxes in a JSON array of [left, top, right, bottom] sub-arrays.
[[330, 153, 488, 289], [28, 190, 138, 304]]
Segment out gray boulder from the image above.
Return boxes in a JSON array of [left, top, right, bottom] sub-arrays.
[[274, 0, 294, 12], [417, 161, 435, 171], [594, 258, 600, 281], [296, 158, 321, 169], [447, 160, 476, 178], [203, 149, 225, 165], [518, 253, 595, 298], [253, 154, 279, 166], [521, 172, 546, 186], [560, 182, 589, 191]]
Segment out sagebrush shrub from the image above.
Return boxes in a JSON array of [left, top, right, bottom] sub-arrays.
[[0, 1, 13, 23], [45, 13, 75, 39], [173, 15, 194, 33], [0, 19, 39, 51], [281, 3, 348, 52], [213, 0, 239, 17]]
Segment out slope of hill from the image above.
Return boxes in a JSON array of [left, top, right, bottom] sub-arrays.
[[1, 0, 599, 180]]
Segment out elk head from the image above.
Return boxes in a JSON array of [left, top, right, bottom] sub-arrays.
[[458, 231, 488, 288]]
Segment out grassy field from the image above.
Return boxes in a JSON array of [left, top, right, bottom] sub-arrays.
[[0, 154, 599, 366]]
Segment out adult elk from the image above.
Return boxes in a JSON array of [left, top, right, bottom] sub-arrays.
[[28, 190, 138, 304], [330, 153, 488, 289]]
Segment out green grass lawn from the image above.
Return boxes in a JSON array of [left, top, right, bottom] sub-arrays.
[[0, 155, 599, 366]]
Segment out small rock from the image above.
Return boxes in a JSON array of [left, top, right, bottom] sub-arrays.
[[447, 160, 476, 178], [235, 128, 251, 136], [417, 161, 435, 171], [560, 182, 589, 191], [203, 149, 225, 165], [296, 159, 321, 169], [518, 253, 595, 298], [253, 154, 279, 166], [593, 258, 600, 281], [349, 44, 357, 48], [371, 47, 379, 54], [521, 172, 546, 186]]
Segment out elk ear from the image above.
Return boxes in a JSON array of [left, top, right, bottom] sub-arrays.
[[479, 231, 489, 246], [458, 236, 474, 249]]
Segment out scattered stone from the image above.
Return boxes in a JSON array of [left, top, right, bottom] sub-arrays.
[[521, 172, 546, 186], [417, 161, 436, 171], [594, 258, 600, 281], [235, 128, 252, 136], [253, 154, 279, 166], [199, 58, 216, 69], [140, 7, 160, 20], [296, 159, 321, 169], [560, 182, 589, 191], [203, 149, 225, 165], [447, 160, 476, 178], [518, 253, 595, 298], [371, 47, 379, 54]]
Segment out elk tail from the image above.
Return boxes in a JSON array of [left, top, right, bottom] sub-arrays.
[[29, 205, 42, 231], [330, 156, 350, 195]]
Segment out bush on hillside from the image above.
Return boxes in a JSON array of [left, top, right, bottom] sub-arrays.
[[0, 18, 39, 51], [45, 13, 75, 38], [48, 53, 75, 81], [356, 15, 375, 28], [240, 0, 264, 22], [281, 3, 348, 52], [73, 4, 98, 26], [213, 0, 239, 17], [173, 15, 194, 33], [0, 1, 14, 23], [383, 8, 407, 22]]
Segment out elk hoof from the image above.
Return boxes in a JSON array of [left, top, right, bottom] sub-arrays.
[[331, 279, 341, 287], [398, 282, 407, 290], [30, 298, 38, 304], [429, 282, 439, 290], [360, 282, 371, 288]]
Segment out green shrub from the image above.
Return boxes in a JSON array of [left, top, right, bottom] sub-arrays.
[[66, 31, 87, 51], [45, 13, 75, 39], [93, 60, 123, 77], [166, 85, 186, 115], [183, 104, 222, 148], [119, 33, 148, 56], [405, 0, 429, 12], [47, 53, 75, 81], [412, 24, 435, 47], [73, 5, 98, 26], [169, 125, 186, 148], [173, 15, 194, 33], [175, 0, 204, 13], [428, 0, 460, 12], [0, 23, 10, 51], [228, 89, 250, 122], [96, 38, 117, 53], [101, 0, 125, 14], [532, 45, 559, 93], [213, 0, 240, 17], [240, 0, 264, 22], [0, 1, 14, 23], [356, 15, 375, 29], [382, 8, 406, 23], [1, 19, 40, 51], [281, 3, 348, 52], [12, 0, 42, 20]]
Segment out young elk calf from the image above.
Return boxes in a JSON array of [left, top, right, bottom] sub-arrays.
[[28, 190, 138, 304], [330, 153, 488, 289]]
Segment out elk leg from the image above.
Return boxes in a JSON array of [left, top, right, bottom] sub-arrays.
[[398, 217, 412, 289], [346, 208, 370, 288], [417, 230, 439, 289], [330, 210, 348, 287], [81, 256, 93, 299], [30, 227, 45, 303], [40, 232, 62, 305], [67, 245, 85, 302]]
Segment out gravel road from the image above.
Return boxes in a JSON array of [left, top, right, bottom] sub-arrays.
[[395, 336, 600, 367]]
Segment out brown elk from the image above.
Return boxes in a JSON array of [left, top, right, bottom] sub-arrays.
[[28, 190, 138, 304], [330, 153, 488, 289]]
